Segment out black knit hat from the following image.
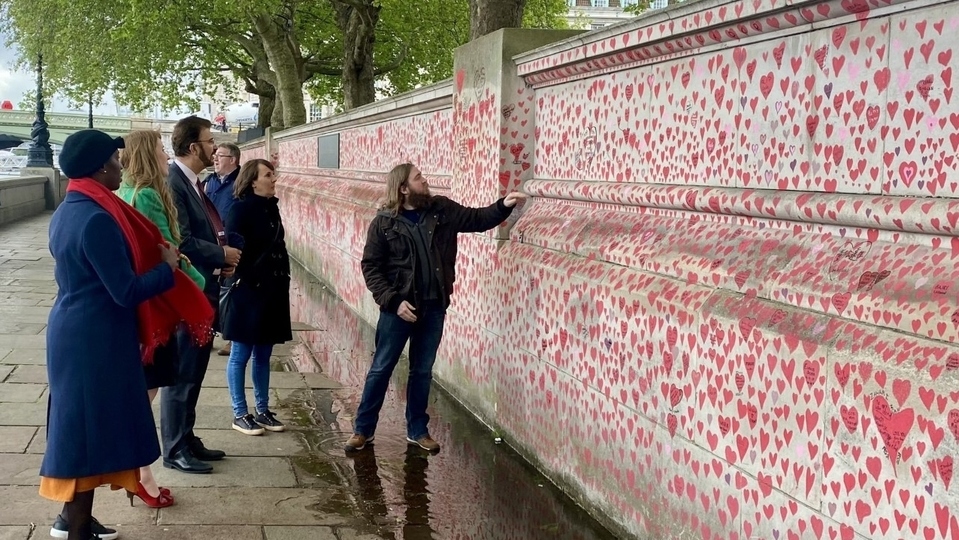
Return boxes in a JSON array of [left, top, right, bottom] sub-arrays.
[[59, 129, 125, 179]]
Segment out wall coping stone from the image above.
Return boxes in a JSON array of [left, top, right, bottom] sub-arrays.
[[513, 0, 941, 85], [272, 80, 453, 143], [0, 176, 48, 189]]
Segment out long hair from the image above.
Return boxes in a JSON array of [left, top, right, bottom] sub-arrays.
[[120, 130, 181, 243], [234, 159, 275, 199], [380, 163, 414, 216]]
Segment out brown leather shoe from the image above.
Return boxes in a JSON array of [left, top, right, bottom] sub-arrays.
[[217, 342, 232, 356], [406, 436, 440, 452], [344, 434, 374, 452]]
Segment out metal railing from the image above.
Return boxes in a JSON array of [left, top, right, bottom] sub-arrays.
[[0, 153, 59, 174]]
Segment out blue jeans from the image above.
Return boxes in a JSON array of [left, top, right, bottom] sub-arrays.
[[227, 342, 274, 418], [354, 306, 446, 440]]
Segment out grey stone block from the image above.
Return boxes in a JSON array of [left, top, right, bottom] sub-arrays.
[[0, 383, 45, 403], [0, 427, 37, 453]]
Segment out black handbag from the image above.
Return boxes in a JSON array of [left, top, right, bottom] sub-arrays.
[[219, 226, 280, 324]]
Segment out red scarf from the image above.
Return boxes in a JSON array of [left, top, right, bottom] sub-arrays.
[[67, 178, 214, 364]]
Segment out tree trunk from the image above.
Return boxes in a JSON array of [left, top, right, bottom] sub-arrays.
[[251, 13, 307, 129], [331, 0, 380, 110], [270, 96, 285, 129], [258, 94, 275, 130], [245, 77, 276, 130], [468, 0, 526, 40]]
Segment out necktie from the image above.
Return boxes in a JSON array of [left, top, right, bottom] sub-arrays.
[[196, 179, 227, 247]]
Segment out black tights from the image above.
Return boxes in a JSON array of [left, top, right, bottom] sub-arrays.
[[61, 490, 94, 540]]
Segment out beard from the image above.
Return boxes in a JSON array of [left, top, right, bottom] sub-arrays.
[[405, 192, 433, 210]]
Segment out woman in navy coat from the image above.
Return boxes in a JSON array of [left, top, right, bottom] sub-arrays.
[[41, 130, 181, 540], [221, 159, 292, 436]]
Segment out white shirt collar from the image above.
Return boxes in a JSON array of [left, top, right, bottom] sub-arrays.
[[174, 159, 200, 184]]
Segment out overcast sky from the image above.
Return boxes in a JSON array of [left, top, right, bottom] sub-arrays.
[[0, 30, 131, 115], [0, 38, 35, 108]]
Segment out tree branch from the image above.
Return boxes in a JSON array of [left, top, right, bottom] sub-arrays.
[[372, 41, 409, 76]]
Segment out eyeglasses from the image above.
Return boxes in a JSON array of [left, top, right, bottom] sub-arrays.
[[213, 154, 234, 159]]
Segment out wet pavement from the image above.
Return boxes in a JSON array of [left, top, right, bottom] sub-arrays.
[[281, 261, 618, 540], [0, 212, 617, 540]]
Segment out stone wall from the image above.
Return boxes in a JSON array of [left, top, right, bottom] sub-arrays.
[[0, 176, 48, 225], [241, 0, 959, 537]]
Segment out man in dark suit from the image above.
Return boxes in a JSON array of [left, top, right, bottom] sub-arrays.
[[161, 116, 242, 473]]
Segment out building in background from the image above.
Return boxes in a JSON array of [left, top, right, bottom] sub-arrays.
[[566, 0, 673, 29]]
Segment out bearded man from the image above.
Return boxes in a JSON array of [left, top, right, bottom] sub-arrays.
[[345, 163, 527, 452]]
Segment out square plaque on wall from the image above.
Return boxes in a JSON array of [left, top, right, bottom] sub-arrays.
[[317, 134, 339, 169]]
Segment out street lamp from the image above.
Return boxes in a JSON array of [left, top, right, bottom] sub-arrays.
[[87, 93, 93, 129], [25, 52, 53, 168]]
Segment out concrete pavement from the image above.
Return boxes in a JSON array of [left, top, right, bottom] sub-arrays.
[[0, 213, 376, 540], [0, 212, 617, 540]]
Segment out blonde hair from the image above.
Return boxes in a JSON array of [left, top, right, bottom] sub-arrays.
[[120, 130, 181, 243], [380, 163, 414, 216]]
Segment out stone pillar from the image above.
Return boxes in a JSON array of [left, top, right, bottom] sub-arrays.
[[21, 167, 62, 210], [452, 29, 583, 236], [439, 29, 584, 421]]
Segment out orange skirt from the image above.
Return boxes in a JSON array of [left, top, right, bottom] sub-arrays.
[[39, 469, 140, 502]]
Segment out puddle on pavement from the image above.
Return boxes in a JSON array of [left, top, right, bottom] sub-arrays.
[[277, 261, 619, 540]]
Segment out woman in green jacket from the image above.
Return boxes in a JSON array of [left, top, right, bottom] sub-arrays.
[[115, 130, 204, 509]]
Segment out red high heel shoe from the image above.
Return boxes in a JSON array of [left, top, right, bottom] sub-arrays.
[[127, 482, 175, 508]]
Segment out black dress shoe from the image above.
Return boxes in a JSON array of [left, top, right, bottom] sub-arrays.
[[163, 448, 213, 474], [188, 437, 226, 461]]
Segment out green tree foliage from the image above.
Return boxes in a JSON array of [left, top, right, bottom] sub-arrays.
[[623, 0, 655, 15], [0, 0, 569, 128], [16, 89, 52, 111]]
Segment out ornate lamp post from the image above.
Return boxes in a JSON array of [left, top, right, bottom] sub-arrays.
[[25, 52, 53, 168], [87, 93, 93, 128]]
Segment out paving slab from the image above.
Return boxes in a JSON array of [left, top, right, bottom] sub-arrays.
[[0, 315, 48, 327], [0, 297, 42, 307], [0, 214, 618, 540], [0, 427, 37, 453], [189, 428, 305, 457], [0, 322, 45, 335], [0, 285, 41, 294], [100, 525, 265, 540], [0, 453, 42, 485], [156, 488, 347, 526], [1, 349, 46, 365], [0, 403, 46, 426], [0, 526, 32, 540], [24, 428, 44, 454], [4, 365, 46, 384], [195, 386, 236, 408], [263, 526, 337, 540], [0, 383, 45, 403], [0, 348, 47, 366], [0, 335, 45, 349], [7, 280, 56, 289], [152, 457, 297, 488], [0, 292, 55, 302], [202, 371, 313, 390], [3, 270, 55, 281]]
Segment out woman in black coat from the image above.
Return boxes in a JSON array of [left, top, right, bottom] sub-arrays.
[[222, 159, 292, 436]]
